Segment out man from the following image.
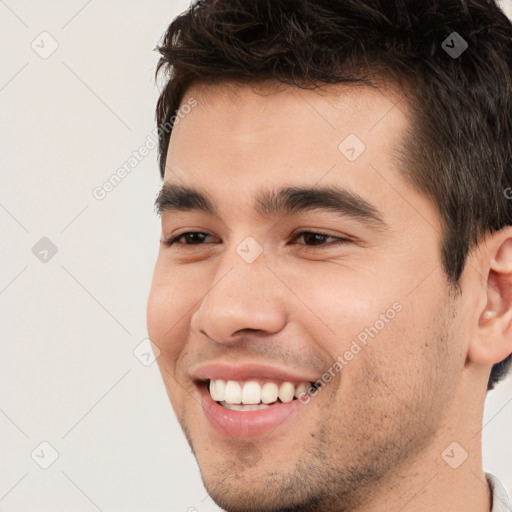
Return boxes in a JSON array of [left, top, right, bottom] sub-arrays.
[[146, 0, 512, 510]]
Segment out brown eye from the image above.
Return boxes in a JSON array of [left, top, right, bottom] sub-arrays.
[[293, 231, 350, 248], [163, 231, 216, 246]]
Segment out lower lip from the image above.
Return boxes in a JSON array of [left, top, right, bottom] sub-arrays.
[[197, 384, 302, 438]]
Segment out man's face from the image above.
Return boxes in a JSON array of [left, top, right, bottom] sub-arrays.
[[147, 82, 466, 511]]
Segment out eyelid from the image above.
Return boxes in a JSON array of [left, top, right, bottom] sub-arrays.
[[161, 231, 219, 246], [161, 229, 353, 248]]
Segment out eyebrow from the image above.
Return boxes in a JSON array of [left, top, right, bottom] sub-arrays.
[[154, 183, 388, 229]]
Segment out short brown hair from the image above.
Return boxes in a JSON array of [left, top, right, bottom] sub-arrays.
[[154, 0, 512, 390]]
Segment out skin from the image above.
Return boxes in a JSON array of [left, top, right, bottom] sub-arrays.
[[146, 80, 512, 512]]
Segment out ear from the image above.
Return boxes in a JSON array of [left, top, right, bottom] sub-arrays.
[[468, 226, 512, 366]]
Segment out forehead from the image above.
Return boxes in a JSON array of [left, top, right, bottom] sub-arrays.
[[166, 79, 408, 185], [163, 80, 437, 230]]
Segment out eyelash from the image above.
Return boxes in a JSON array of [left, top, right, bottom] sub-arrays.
[[162, 231, 351, 249]]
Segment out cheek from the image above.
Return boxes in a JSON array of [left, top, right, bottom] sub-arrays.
[[356, 288, 457, 395], [146, 262, 191, 360], [147, 274, 192, 415], [282, 260, 401, 348], [291, 263, 450, 388], [146, 289, 168, 348]]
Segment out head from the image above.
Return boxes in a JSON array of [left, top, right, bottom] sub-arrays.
[[147, 1, 512, 510]]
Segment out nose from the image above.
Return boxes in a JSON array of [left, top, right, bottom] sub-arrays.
[[189, 251, 288, 345]]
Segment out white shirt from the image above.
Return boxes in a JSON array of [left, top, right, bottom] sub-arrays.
[[487, 472, 512, 512]]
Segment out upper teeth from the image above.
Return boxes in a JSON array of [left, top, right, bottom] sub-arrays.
[[209, 379, 310, 405]]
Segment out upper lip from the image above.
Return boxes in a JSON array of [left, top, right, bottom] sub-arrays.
[[190, 362, 319, 384]]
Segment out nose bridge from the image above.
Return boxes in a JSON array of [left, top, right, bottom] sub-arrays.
[[190, 242, 287, 343]]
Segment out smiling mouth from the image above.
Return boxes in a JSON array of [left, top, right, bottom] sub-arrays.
[[194, 375, 320, 438], [205, 378, 315, 410]]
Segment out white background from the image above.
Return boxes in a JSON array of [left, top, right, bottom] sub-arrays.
[[0, 1, 511, 511]]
